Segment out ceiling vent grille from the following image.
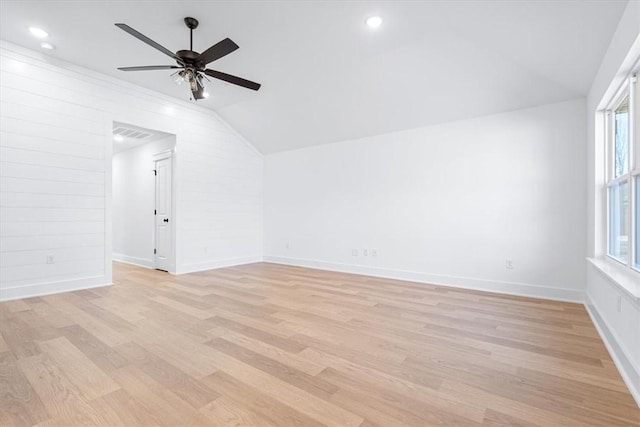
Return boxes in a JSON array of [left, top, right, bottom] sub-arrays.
[[113, 126, 153, 140]]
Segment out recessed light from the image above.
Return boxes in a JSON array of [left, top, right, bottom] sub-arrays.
[[366, 16, 382, 29], [113, 135, 124, 142], [203, 92, 210, 98], [29, 27, 48, 38], [40, 42, 54, 50]]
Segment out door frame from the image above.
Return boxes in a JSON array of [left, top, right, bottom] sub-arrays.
[[152, 149, 176, 272]]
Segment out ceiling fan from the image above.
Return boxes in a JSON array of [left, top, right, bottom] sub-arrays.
[[115, 17, 261, 100]]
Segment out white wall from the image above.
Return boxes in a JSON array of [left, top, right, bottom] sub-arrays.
[[112, 136, 175, 269], [0, 40, 263, 300], [586, 262, 639, 406], [585, 0, 640, 406], [264, 98, 587, 302]]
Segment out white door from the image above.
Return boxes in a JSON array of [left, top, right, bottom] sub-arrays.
[[154, 156, 172, 271]]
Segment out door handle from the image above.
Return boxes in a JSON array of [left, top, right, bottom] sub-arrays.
[[163, 218, 169, 222]]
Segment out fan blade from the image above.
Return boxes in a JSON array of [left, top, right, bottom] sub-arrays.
[[203, 69, 261, 91], [197, 38, 239, 65], [115, 23, 183, 65], [118, 65, 183, 71]]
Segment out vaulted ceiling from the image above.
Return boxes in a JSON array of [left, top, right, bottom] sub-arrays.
[[0, 1, 628, 153]]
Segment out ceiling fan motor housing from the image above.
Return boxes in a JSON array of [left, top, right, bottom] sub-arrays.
[[176, 50, 205, 69]]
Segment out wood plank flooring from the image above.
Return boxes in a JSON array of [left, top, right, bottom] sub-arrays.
[[1, 262, 638, 426]]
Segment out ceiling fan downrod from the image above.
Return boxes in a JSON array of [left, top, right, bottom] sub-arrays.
[[184, 17, 199, 52]]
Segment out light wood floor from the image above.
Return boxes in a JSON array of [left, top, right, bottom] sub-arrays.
[[1, 262, 638, 426]]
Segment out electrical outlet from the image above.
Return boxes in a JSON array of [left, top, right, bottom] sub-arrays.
[[617, 295, 622, 313], [363, 249, 368, 257], [505, 259, 514, 269], [372, 249, 378, 257], [352, 249, 358, 256], [46, 255, 55, 264]]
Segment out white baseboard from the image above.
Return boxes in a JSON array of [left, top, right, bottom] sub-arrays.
[[263, 256, 584, 303], [113, 253, 154, 269], [0, 275, 112, 302], [585, 294, 640, 407], [176, 255, 263, 275]]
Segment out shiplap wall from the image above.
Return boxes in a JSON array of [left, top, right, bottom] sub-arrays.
[[176, 118, 262, 274], [0, 41, 263, 300]]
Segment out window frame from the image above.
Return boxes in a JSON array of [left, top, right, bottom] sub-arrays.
[[632, 73, 639, 272], [605, 71, 639, 273], [634, 172, 640, 270], [632, 71, 639, 271]]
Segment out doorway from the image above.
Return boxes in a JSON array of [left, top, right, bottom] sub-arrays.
[[112, 122, 176, 272]]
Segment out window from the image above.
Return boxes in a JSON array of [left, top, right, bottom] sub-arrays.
[[614, 97, 629, 178], [606, 73, 639, 272], [609, 181, 628, 261]]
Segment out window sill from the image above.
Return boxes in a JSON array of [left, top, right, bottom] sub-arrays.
[[587, 257, 640, 302]]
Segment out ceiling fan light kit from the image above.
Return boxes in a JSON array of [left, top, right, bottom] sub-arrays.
[[115, 16, 261, 101]]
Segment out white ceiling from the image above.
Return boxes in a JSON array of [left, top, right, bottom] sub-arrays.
[[0, 1, 628, 154]]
